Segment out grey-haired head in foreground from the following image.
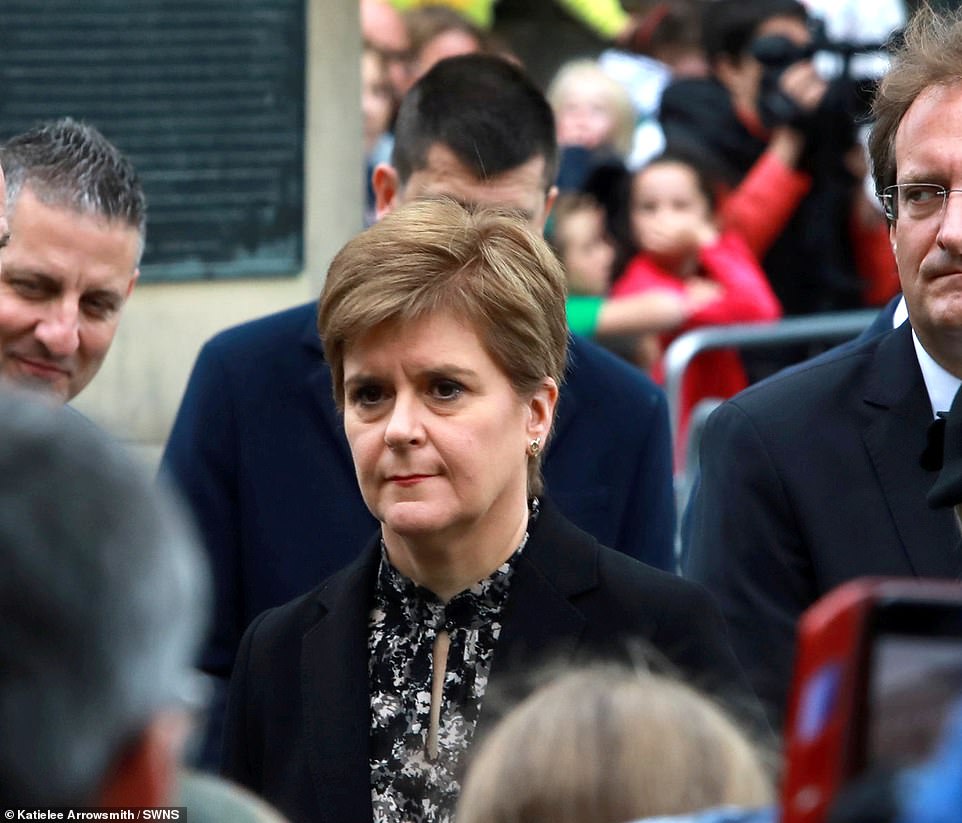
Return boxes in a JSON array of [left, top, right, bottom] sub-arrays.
[[0, 390, 209, 805]]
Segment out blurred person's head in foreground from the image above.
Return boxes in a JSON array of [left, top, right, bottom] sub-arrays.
[[0, 118, 146, 403], [372, 53, 559, 232], [0, 389, 210, 807], [456, 665, 774, 823]]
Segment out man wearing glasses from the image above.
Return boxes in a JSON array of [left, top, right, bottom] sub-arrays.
[[683, 5, 962, 733]]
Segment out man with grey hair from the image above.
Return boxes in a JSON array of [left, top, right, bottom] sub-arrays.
[[0, 389, 209, 806], [0, 117, 145, 403]]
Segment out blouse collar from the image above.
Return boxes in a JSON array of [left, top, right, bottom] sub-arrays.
[[374, 498, 540, 632]]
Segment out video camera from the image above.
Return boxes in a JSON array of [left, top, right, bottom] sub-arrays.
[[750, 19, 891, 131]]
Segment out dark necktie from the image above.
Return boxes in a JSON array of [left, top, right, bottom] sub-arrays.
[[920, 413, 949, 472]]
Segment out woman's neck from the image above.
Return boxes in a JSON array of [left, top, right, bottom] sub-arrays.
[[382, 496, 531, 602]]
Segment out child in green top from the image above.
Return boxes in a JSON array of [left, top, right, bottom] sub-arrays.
[[550, 192, 703, 339]]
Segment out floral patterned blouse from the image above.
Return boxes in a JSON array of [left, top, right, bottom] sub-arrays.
[[367, 501, 539, 823]]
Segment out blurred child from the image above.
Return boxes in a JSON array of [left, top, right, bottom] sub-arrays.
[[547, 59, 636, 192], [611, 153, 781, 463], [552, 192, 617, 298], [551, 192, 713, 344]]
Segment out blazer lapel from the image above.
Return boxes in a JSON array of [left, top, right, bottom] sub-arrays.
[[302, 543, 380, 823], [494, 558, 587, 667], [862, 325, 961, 578]]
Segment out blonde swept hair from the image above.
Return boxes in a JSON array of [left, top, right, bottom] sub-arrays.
[[546, 59, 637, 157], [457, 666, 774, 823], [318, 197, 569, 495]]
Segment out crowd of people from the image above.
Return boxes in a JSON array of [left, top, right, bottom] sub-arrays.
[[5, 1, 962, 822], [359, 0, 909, 461]]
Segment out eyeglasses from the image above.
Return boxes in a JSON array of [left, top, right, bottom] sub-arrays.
[[879, 183, 962, 221]]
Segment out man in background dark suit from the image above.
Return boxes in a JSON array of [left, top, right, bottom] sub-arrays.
[[162, 54, 676, 763], [684, 5, 962, 731]]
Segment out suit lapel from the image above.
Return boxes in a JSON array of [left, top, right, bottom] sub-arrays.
[[302, 544, 380, 823], [862, 325, 961, 578]]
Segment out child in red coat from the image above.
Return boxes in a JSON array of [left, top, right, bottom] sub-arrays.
[[611, 153, 781, 465]]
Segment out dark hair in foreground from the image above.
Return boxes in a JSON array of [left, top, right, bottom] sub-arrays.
[[318, 198, 569, 495], [391, 53, 559, 191], [457, 666, 774, 823], [0, 391, 209, 805], [1, 117, 147, 257], [869, 4, 962, 196]]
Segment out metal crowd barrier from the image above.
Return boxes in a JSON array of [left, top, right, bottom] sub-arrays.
[[663, 309, 880, 518]]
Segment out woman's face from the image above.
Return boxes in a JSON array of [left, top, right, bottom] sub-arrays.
[[342, 311, 555, 545]]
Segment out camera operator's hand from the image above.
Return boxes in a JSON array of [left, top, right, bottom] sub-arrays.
[[779, 61, 828, 119], [759, 59, 828, 132]]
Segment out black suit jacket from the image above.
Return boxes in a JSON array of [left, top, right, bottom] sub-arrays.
[[223, 499, 755, 823], [683, 322, 962, 729]]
